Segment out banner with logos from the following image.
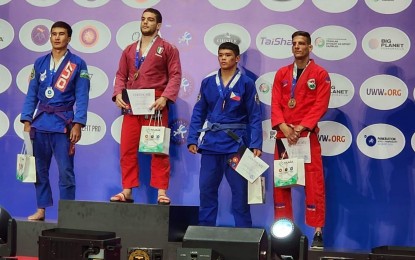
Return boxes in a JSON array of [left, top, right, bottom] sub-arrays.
[[0, 0, 414, 251]]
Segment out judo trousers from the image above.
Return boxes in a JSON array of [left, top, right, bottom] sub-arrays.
[[120, 109, 170, 190], [273, 132, 326, 227], [33, 131, 75, 208], [199, 154, 252, 228]]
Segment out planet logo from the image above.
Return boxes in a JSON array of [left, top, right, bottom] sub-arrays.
[[80, 26, 99, 47], [31, 25, 49, 46], [368, 38, 379, 49]]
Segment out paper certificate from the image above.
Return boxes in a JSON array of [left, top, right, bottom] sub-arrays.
[[235, 148, 269, 183], [281, 136, 311, 163], [126, 89, 155, 115]]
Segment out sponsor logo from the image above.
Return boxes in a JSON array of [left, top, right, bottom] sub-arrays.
[[356, 123, 405, 159], [31, 25, 49, 46], [256, 24, 297, 59], [71, 20, 111, 53], [80, 26, 99, 47], [213, 33, 241, 45], [362, 27, 410, 62], [170, 119, 189, 145], [318, 121, 352, 156], [311, 26, 357, 60], [255, 72, 274, 105], [328, 73, 354, 108], [78, 112, 107, 145], [359, 74, 408, 110], [55, 62, 77, 92], [204, 23, 251, 55], [179, 74, 194, 99], [178, 31, 192, 46], [20, 19, 54, 52]]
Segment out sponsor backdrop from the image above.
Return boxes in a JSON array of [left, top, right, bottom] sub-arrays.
[[0, 0, 414, 251]]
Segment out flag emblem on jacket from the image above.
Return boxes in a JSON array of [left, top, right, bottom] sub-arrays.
[[230, 92, 241, 101]]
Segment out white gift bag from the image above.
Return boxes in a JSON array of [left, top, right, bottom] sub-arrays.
[[16, 143, 36, 183], [138, 111, 171, 155], [274, 153, 305, 188], [248, 176, 265, 204]]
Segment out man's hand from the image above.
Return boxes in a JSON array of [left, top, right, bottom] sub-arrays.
[[188, 144, 198, 154], [253, 148, 262, 157], [70, 123, 82, 143], [150, 96, 168, 111], [23, 121, 31, 132], [115, 93, 128, 109]]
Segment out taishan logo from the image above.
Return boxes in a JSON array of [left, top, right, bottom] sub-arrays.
[[258, 37, 292, 46]]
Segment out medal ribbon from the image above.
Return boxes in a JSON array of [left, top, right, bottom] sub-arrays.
[[215, 69, 241, 99], [291, 60, 311, 98], [135, 35, 158, 70], [49, 51, 68, 87]]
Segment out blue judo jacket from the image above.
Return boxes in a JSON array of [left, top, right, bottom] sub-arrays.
[[187, 70, 262, 154], [21, 50, 90, 133]]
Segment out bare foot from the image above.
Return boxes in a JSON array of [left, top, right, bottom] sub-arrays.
[[28, 208, 45, 221]]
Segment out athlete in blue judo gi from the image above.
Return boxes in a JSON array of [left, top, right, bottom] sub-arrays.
[[20, 21, 90, 220], [187, 42, 262, 227]]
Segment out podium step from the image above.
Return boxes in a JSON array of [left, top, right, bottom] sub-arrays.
[[57, 200, 198, 260], [16, 218, 57, 256]]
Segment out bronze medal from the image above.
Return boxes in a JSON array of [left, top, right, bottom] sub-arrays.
[[288, 98, 296, 108], [133, 71, 139, 80]]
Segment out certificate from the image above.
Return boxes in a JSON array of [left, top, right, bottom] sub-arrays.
[[281, 136, 311, 163], [235, 148, 269, 183], [126, 89, 155, 115]]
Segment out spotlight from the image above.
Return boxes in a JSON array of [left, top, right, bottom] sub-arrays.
[[0, 207, 16, 260], [270, 218, 308, 260]]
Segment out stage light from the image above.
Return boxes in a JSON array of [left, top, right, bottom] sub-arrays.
[[270, 218, 308, 260], [0, 207, 17, 260]]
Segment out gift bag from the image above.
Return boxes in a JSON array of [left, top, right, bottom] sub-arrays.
[[248, 176, 265, 204], [138, 111, 171, 155], [274, 151, 305, 187], [16, 143, 36, 183]]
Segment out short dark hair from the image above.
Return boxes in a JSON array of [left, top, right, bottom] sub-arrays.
[[143, 8, 162, 23], [218, 42, 240, 56], [51, 21, 72, 37], [292, 31, 311, 44]]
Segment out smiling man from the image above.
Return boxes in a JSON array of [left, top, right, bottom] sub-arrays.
[[20, 21, 90, 221], [271, 31, 331, 249]]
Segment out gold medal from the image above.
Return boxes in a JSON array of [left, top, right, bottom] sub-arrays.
[[288, 98, 296, 108]]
